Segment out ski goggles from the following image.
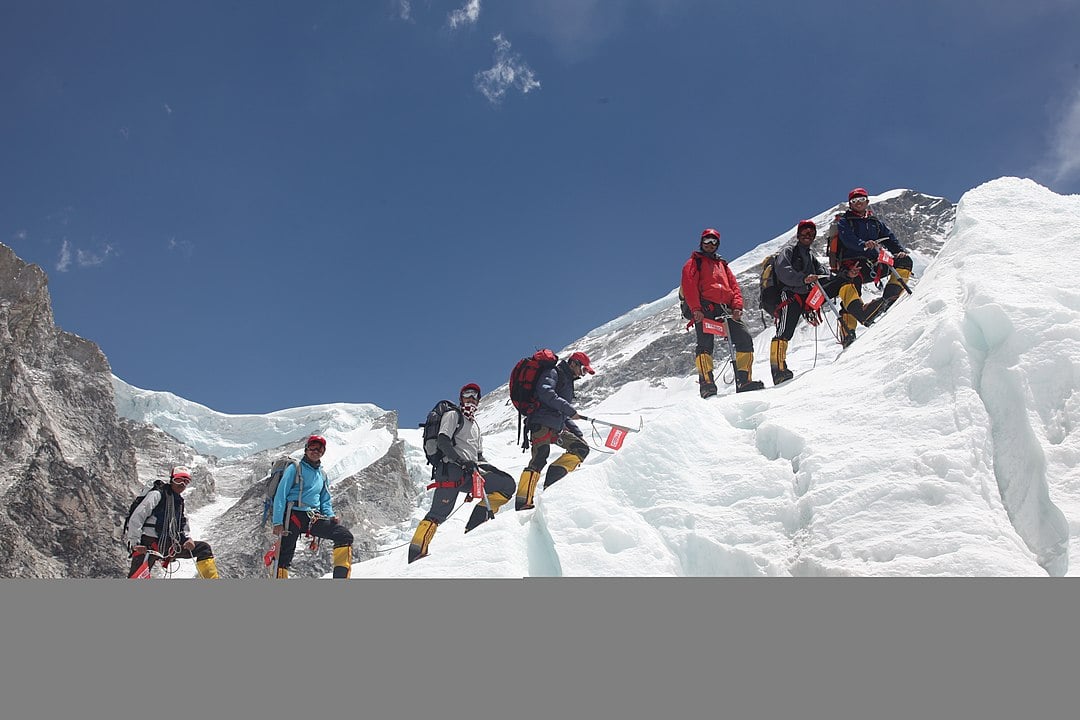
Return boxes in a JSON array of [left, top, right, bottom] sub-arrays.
[[461, 388, 480, 400], [306, 443, 326, 452], [170, 476, 191, 487], [701, 237, 719, 245], [849, 195, 869, 203]]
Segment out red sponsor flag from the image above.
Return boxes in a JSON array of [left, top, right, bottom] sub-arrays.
[[130, 559, 151, 579], [701, 318, 727, 336], [805, 283, 826, 310], [605, 427, 627, 450], [472, 471, 484, 499], [263, 541, 279, 568], [877, 248, 895, 266]]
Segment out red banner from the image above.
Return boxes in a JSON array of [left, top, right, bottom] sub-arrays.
[[472, 471, 485, 499], [701, 318, 727, 336], [605, 427, 627, 450], [263, 541, 279, 567], [877, 248, 895, 266], [130, 559, 151, 579], [805, 284, 826, 310]]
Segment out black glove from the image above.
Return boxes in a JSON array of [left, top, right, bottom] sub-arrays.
[[463, 461, 479, 475]]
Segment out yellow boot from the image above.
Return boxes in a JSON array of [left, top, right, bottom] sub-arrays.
[[515, 469, 541, 511], [332, 546, 352, 579], [543, 452, 583, 490], [195, 557, 220, 579], [465, 491, 510, 533], [695, 353, 717, 399], [770, 338, 792, 385], [408, 519, 438, 564], [734, 351, 764, 392], [275, 567, 289, 579]]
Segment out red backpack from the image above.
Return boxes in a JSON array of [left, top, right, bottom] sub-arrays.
[[509, 349, 558, 450], [509, 349, 558, 416]]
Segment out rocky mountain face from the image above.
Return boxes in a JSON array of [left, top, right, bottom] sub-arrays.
[[0, 242, 140, 577]]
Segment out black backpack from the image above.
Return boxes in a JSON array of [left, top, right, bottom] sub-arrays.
[[418, 400, 464, 467], [121, 480, 168, 539]]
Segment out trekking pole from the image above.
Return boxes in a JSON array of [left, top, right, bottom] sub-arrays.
[[269, 498, 294, 578]]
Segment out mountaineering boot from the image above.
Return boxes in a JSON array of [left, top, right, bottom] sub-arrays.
[[734, 351, 764, 392], [770, 338, 793, 385], [195, 557, 220, 579], [839, 325, 856, 348], [275, 567, 289, 579], [515, 469, 541, 511], [465, 491, 510, 533], [332, 545, 352, 578], [408, 519, 438, 564], [543, 452, 584, 490], [464, 504, 494, 533], [880, 264, 912, 311], [695, 352, 717, 399]]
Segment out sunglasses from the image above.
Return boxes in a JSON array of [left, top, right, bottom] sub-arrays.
[[461, 389, 480, 400], [797, 232, 816, 240]]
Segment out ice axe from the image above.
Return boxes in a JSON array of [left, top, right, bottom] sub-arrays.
[[578, 415, 643, 451], [876, 248, 912, 295]]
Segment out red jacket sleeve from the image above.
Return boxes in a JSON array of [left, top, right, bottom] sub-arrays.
[[680, 257, 702, 313]]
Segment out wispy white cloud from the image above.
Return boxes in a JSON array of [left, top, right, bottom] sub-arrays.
[[13, 230, 27, 243], [57, 240, 72, 272], [76, 243, 115, 268], [448, 0, 481, 29], [56, 239, 116, 272], [395, 0, 411, 21], [1045, 85, 1080, 185], [474, 34, 540, 105], [163, 103, 173, 115], [168, 237, 194, 258]]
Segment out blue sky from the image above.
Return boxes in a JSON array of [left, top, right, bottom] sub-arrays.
[[3, 1, 1079, 426]]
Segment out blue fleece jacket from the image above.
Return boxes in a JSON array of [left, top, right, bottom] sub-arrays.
[[272, 458, 333, 526]]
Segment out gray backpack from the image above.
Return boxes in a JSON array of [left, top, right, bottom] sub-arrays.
[[260, 456, 302, 527]]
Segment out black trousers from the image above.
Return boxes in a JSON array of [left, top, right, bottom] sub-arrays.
[[127, 535, 213, 578], [276, 512, 354, 570], [425, 462, 516, 524], [526, 427, 590, 474], [693, 302, 754, 356]]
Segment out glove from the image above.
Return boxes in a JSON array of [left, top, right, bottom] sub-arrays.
[[463, 461, 479, 476]]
